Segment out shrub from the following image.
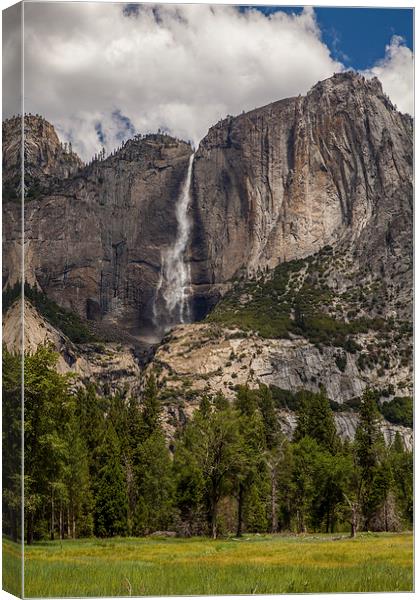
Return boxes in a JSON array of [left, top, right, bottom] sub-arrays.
[[380, 396, 413, 428], [23, 283, 97, 343]]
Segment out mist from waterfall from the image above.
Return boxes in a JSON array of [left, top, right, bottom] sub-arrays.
[[154, 152, 195, 329]]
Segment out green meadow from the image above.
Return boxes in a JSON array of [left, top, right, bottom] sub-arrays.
[[3, 532, 413, 597]]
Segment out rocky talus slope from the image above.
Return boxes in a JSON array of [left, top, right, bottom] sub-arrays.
[[2, 300, 411, 449], [148, 322, 412, 449]]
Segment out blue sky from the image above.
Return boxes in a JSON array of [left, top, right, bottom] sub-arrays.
[[252, 6, 413, 69]]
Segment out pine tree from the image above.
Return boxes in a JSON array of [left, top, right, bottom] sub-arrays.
[[389, 433, 413, 527], [256, 384, 279, 450], [63, 414, 93, 538], [355, 388, 386, 529], [141, 374, 160, 437], [176, 399, 245, 539], [2, 349, 22, 542], [294, 389, 339, 454], [133, 431, 175, 535], [290, 436, 320, 533], [94, 424, 128, 537], [173, 421, 206, 536], [234, 386, 266, 536], [23, 345, 73, 544]]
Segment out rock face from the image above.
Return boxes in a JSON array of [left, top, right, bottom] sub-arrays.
[[3, 115, 83, 194], [3, 118, 193, 334], [189, 72, 412, 317], [150, 322, 412, 449], [151, 322, 411, 403], [2, 72, 412, 445], [2, 72, 413, 331], [3, 300, 142, 395]]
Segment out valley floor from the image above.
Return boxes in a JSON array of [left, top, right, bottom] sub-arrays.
[[3, 532, 413, 596]]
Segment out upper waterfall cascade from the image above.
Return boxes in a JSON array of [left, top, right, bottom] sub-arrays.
[[154, 152, 195, 327]]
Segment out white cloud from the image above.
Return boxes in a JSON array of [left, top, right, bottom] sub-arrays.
[[363, 35, 413, 115], [20, 4, 413, 162], [22, 4, 344, 160]]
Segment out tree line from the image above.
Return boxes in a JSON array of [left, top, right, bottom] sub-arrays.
[[3, 345, 413, 544]]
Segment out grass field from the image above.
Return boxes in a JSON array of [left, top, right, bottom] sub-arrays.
[[3, 532, 413, 597]]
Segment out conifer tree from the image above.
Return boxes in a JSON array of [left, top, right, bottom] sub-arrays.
[[2, 349, 22, 542], [355, 388, 386, 529], [94, 424, 128, 537], [176, 397, 245, 538], [141, 374, 160, 437], [294, 389, 339, 454], [234, 386, 266, 536], [256, 384, 279, 450], [63, 414, 93, 538], [24, 345, 72, 544], [134, 431, 175, 535]]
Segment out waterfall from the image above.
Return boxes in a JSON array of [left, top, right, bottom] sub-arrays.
[[154, 152, 195, 328]]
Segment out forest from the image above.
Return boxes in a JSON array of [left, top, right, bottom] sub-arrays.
[[2, 344, 413, 545]]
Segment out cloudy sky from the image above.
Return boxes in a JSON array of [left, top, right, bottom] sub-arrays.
[[5, 3, 413, 161]]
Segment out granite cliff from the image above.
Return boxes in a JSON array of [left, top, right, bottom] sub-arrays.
[[3, 73, 412, 330], [189, 72, 412, 318], [2, 71, 413, 438]]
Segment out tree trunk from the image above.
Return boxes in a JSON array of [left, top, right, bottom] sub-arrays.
[[236, 483, 244, 537], [72, 508, 76, 539], [51, 489, 55, 541], [27, 512, 34, 545], [59, 506, 63, 540], [67, 506, 71, 538], [270, 471, 277, 533], [211, 497, 218, 540], [350, 505, 358, 538], [10, 509, 18, 542], [297, 509, 306, 534]]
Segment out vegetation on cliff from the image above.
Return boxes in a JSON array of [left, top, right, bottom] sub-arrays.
[[208, 247, 395, 349], [3, 283, 97, 343]]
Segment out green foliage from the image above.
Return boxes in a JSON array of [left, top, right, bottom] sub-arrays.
[[25, 181, 44, 201], [141, 374, 161, 437], [389, 434, 413, 526], [335, 353, 347, 372], [23, 344, 75, 543], [94, 425, 128, 537], [3, 180, 20, 203], [294, 389, 340, 454], [208, 250, 386, 350], [355, 389, 385, 478], [25, 284, 97, 343], [133, 431, 175, 535], [2, 282, 22, 314], [174, 396, 246, 538], [2, 348, 22, 541], [355, 389, 390, 529], [380, 396, 412, 428], [4, 342, 412, 543]]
